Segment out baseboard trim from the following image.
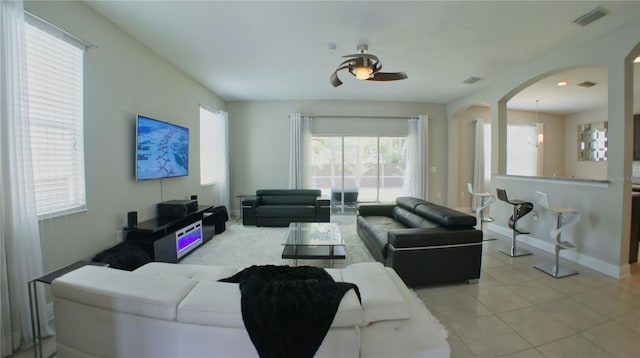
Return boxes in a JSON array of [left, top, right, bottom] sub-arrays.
[[487, 223, 628, 279]]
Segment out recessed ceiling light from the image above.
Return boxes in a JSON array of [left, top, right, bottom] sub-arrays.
[[557, 81, 568, 86], [634, 56, 640, 63]]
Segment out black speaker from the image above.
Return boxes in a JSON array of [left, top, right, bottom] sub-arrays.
[[127, 211, 138, 227], [190, 195, 198, 200]]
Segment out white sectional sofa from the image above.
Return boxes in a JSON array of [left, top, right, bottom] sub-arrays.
[[51, 262, 449, 357]]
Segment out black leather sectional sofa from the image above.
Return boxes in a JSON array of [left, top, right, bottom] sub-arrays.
[[357, 197, 483, 286], [242, 189, 330, 227]]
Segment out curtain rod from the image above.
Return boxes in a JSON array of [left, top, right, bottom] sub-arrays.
[[311, 115, 416, 120], [25, 11, 96, 50], [199, 104, 223, 113]]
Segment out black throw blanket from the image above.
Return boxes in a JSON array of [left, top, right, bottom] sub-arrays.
[[219, 265, 360, 358]]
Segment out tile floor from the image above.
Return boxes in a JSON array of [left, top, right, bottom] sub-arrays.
[[10, 225, 640, 358], [415, 231, 640, 357]]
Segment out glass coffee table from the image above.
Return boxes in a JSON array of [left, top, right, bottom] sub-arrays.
[[282, 222, 345, 266]]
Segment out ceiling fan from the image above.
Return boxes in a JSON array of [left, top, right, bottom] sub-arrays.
[[330, 44, 408, 87]]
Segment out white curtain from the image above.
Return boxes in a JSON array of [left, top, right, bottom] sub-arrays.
[[471, 118, 487, 210], [288, 113, 311, 189], [535, 122, 544, 175], [1, 1, 52, 355], [199, 107, 230, 209], [406, 115, 428, 199], [214, 110, 230, 209]]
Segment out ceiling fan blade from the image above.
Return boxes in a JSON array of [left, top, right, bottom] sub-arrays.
[[337, 58, 356, 68], [330, 71, 343, 87], [368, 71, 408, 81], [330, 65, 350, 87]]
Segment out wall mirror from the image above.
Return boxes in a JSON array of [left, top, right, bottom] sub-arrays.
[[506, 66, 608, 181], [577, 122, 607, 161]]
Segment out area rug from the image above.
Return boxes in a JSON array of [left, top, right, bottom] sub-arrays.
[[179, 215, 375, 269]]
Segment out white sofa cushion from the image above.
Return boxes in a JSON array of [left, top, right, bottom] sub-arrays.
[[52, 266, 196, 320], [323, 268, 343, 282], [329, 288, 364, 327], [177, 281, 244, 328], [177, 275, 363, 328], [342, 262, 411, 325], [134, 262, 239, 281]]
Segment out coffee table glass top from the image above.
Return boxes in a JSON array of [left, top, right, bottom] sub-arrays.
[[283, 222, 344, 247]]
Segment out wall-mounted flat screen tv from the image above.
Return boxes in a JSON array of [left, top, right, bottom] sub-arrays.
[[136, 115, 189, 181]]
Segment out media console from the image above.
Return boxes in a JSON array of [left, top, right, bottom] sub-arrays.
[[124, 205, 214, 263]]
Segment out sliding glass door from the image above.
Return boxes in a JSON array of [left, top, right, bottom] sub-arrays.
[[310, 136, 408, 211], [378, 137, 408, 201]]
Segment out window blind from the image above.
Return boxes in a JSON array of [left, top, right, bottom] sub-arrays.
[[24, 18, 86, 218]]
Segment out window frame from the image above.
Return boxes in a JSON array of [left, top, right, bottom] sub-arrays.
[[24, 13, 87, 219]]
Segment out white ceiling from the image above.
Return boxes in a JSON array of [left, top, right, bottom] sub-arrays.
[[509, 66, 610, 115], [85, 1, 640, 114]]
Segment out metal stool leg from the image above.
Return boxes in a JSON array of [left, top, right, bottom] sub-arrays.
[[534, 213, 578, 278], [477, 198, 496, 241], [497, 205, 532, 257]]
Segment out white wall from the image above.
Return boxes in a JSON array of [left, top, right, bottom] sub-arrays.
[[448, 16, 640, 277], [25, 1, 225, 272], [227, 100, 447, 213]]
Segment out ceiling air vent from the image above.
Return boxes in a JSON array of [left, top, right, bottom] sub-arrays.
[[573, 6, 609, 26], [463, 76, 482, 84], [578, 81, 597, 88]]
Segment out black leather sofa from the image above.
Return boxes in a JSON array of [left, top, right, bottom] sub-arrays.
[[357, 197, 483, 286], [242, 189, 330, 227]]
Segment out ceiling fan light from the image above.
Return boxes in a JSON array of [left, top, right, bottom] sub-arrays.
[[354, 66, 373, 80]]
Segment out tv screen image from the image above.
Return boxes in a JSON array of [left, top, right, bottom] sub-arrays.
[[136, 115, 189, 180]]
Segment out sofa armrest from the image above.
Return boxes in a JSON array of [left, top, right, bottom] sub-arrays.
[[241, 196, 258, 208], [52, 266, 197, 321], [316, 197, 331, 207], [357, 203, 395, 217], [316, 197, 331, 222], [242, 196, 258, 225], [388, 227, 482, 249]]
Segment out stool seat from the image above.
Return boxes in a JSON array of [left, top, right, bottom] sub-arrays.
[[534, 191, 581, 278], [496, 188, 533, 257], [550, 206, 579, 213]]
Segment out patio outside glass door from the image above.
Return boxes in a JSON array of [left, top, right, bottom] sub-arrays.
[[310, 136, 408, 213]]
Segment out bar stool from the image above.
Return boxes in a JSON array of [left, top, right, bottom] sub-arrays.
[[467, 183, 496, 237], [496, 188, 533, 257], [534, 191, 581, 278]]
